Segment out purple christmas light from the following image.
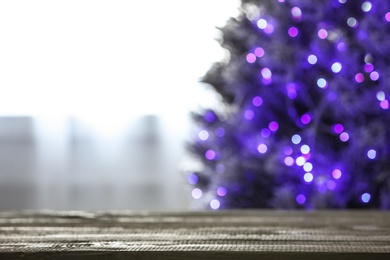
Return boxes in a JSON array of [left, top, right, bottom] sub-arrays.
[[301, 113, 312, 124], [296, 194, 306, 204], [327, 180, 336, 190], [188, 173, 198, 185], [215, 127, 225, 137], [291, 7, 302, 20], [264, 24, 274, 34], [333, 124, 344, 134], [254, 47, 265, 57], [364, 63, 374, 72], [217, 187, 227, 196], [205, 150, 216, 160], [269, 121, 279, 132], [318, 29, 328, 39], [288, 27, 299, 37], [283, 146, 293, 155], [190, 0, 390, 210], [252, 96, 263, 106], [244, 109, 255, 120], [246, 53, 256, 63], [287, 83, 298, 99], [337, 42, 346, 51], [380, 100, 389, 110], [340, 132, 350, 142], [261, 128, 271, 138], [386, 12, 390, 22], [370, 71, 379, 81], [204, 111, 216, 122], [284, 156, 294, 166], [332, 169, 342, 179], [355, 73, 364, 83]]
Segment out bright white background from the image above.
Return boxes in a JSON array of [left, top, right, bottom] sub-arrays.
[[0, 0, 240, 210], [0, 0, 239, 125]]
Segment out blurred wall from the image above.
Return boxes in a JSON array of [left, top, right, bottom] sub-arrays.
[[0, 116, 191, 211]]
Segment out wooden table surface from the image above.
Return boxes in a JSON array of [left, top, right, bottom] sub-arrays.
[[0, 210, 389, 259]]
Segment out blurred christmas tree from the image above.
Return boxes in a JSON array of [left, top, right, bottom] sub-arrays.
[[188, 0, 390, 209]]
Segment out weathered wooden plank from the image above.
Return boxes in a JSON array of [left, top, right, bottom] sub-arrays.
[[2, 252, 390, 260], [0, 210, 389, 259]]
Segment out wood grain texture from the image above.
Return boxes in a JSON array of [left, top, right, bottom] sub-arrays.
[[0, 210, 389, 259]]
